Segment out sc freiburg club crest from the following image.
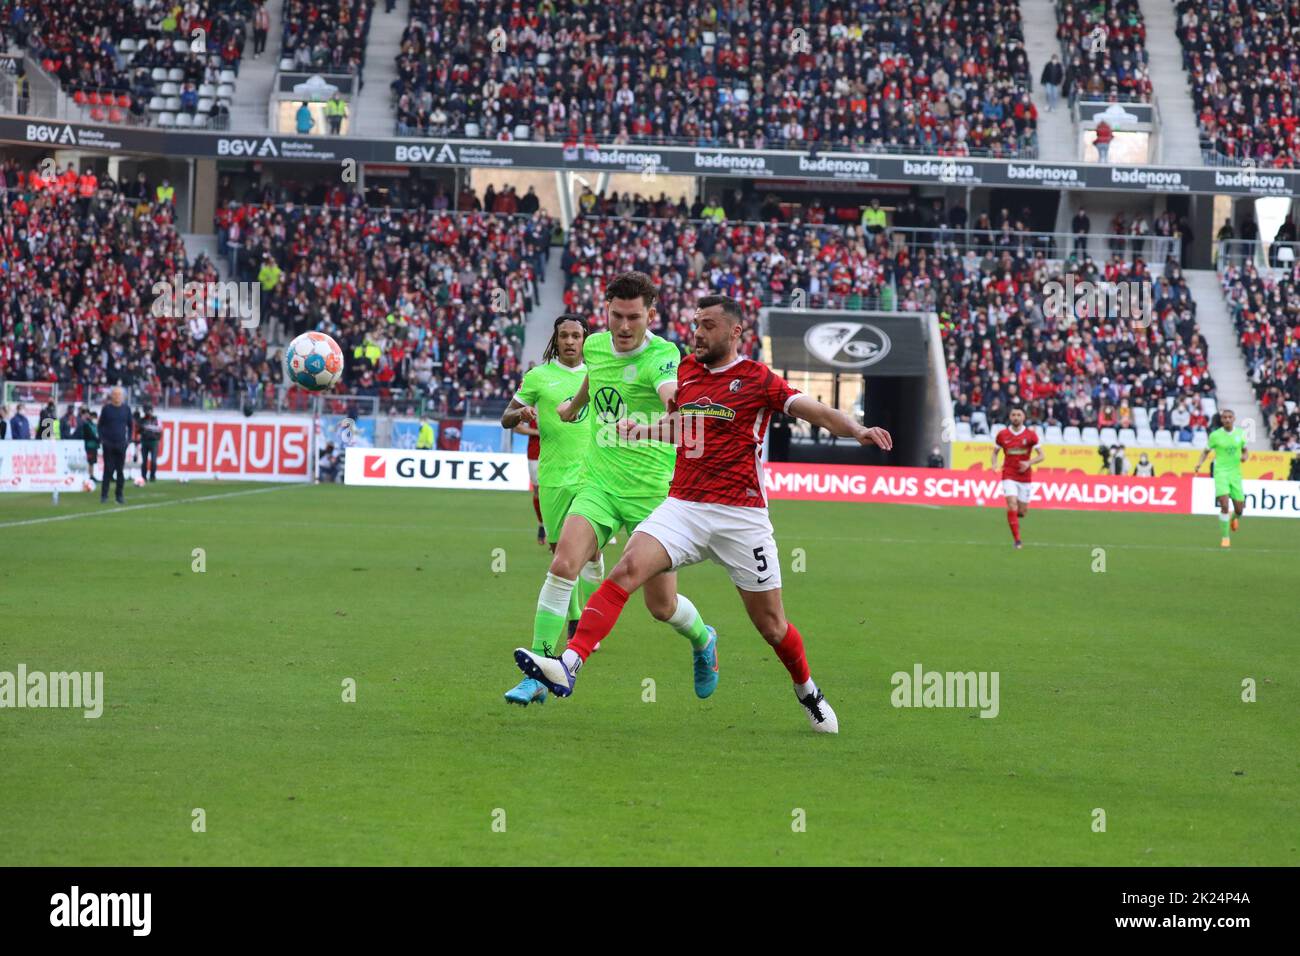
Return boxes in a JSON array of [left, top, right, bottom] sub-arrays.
[[803, 321, 892, 369], [592, 386, 625, 422]]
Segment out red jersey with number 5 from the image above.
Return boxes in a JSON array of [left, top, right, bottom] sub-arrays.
[[669, 354, 801, 507], [995, 426, 1040, 480]]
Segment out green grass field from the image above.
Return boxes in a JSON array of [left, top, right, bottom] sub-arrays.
[[1, 481, 1295, 866]]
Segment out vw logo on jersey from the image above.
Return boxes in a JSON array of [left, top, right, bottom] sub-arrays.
[[567, 398, 589, 423], [803, 321, 892, 369], [592, 386, 625, 422], [621, 364, 639, 383]]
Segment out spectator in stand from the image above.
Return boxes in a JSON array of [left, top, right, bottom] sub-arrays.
[[253, 2, 270, 58], [296, 101, 315, 135], [1072, 207, 1091, 257], [1093, 120, 1114, 162], [1040, 54, 1064, 113], [8, 405, 31, 440]]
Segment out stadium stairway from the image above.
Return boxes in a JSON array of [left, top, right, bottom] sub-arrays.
[[1021, 0, 1076, 162], [227, 0, 287, 131], [1185, 269, 1269, 448], [182, 233, 228, 281], [1137, 0, 1203, 166], [351, 4, 405, 137], [523, 254, 572, 366]]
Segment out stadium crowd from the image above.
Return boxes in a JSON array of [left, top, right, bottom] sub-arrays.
[[0, 158, 552, 418], [1056, 0, 1152, 105], [1175, 0, 1300, 168], [280, 0, 373, 79], [1218, 259, 1300, 451], [393, 0, 1039, 157], [4, 0, 259, 124]]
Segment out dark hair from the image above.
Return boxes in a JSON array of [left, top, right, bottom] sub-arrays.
[[696, 294, 745, 324], [542, 313, 590, 363], [604, 271, 658, 307]]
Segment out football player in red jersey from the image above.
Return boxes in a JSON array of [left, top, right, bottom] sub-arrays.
[[991, 407, 1045, 549], [515, 295, 893, 733]]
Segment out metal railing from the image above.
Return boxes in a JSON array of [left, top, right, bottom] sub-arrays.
[[1215, 240, 1300, 273]]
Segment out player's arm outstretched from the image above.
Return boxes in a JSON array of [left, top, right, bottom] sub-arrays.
[[1193, 446, 1210, 473], [787, 395, 893, 450], [556, 375, 589, 422]]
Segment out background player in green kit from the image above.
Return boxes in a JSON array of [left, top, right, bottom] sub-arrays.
[[515, 272, 719, 705], [1195, 408, 1250, 548], [501, 315, 602, 705]]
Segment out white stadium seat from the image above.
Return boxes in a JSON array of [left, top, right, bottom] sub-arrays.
[[1154, 429, 1173, 447], [1119, 428, 1137, 445], [156, 111, 177, 127], [119, 39, 137, 53], [167, 68, 185, 82], [1136, 427, 1154, 445], [197, 97, 214, 113], [1062, 426, 1081, 444], [198, 83, 216, 98], [279, 58, 295, 71], [1081, 427, 1100, 445], [955, 421, 972, 441], [216, 84, 234, 98], [1044, 424, 1063, 443], [1133, 406, 1149, 428], [970, 410, 988, 434], [1099, 427, 1119, 446], [219, 69, 236, 84], [160, 82, 180, 96], [1201, 397, 1217, 417], [164, 96, 181, 111], [151, 67, 167, 82], [174, 112, 194, 127], [1192, 430, 1208, 449], [148, 95, 165, 111], [173, 40, 190, 55]]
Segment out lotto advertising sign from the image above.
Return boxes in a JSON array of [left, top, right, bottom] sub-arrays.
[[1192, 479, 1300, 518], [764, 463, 1194, 513], [344, 448, 529, 491], [155, 413, 312, 481], [0, 441, 90, 491], [951, 441, 1295, 481]]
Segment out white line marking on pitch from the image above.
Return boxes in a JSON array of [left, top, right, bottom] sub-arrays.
[[0, 485, 302, 529]]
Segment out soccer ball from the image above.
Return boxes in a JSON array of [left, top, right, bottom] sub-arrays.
[[82, 479, 95, 492], [133, 476, 147, 487], [284, 331, 344, 392]]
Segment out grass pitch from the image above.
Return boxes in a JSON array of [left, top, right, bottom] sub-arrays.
[[1, 482, 1295, 865]]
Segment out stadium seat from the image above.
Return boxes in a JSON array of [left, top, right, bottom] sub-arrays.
[[464, 122, 481, 138], [1133, 406, 1149, 429], [1192, 430, 1208, 449], [1119, 428, 1137, 445], [1201, 397, 1217, 417], [198, 83, 216, 98], [1136, 427, 1154, 445], [157, 111, 177, 127], [89, 106, 106, 122], [172, 40, 190, 54], [513, 125, 531, 140], [197, 97, 214, 113], [1062, 426, 1081, 444], [955, 421, 973, 441], [108, 108, 125, 123], [175, 112, 194, 127], [1044, 425, 1063, 443], [73, 90, 88, 105], [1154, 430, 1173, 447], [118, 94, 133, 108], [164, 96, 181, 111], [160, 82, 180, 96], [279, 58, 295, 71], [1099, 427, 1119, 446], [151, 67, 167, 82], [970, 411, 988, 434], [216, 84, 234, 98], [218, 70, 236, 85], [119, 39, 137, 53], [1081, 427, 1100, 445], [148, 96, 165, 112], [168, 68, 185, 82]]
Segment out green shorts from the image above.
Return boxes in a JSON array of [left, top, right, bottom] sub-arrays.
[[567, 484, 665, 550], [538, 484, 580, 542], [1214, 472, 1244, 502]]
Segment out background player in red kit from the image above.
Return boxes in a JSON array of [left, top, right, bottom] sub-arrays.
[[518, 414, 544, 544], [514, 295, 893, 733], [991, 407, 1045, 549]]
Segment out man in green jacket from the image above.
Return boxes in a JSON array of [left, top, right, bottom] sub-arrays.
[[75, 407, 100, 482]]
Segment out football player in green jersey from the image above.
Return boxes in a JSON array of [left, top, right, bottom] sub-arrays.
[[512, 272, 720, 705], [501, 315, 601, 704], [1195, 408, 1250, 548]]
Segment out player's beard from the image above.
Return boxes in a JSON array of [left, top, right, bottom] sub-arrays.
[[694, 340, 728, 366]]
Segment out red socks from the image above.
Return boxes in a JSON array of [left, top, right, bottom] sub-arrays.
[[1006, 509, 1020, 542], [531, 487, 543, 524], [567, 579, 629, 660], [773, 621, 811, 684]]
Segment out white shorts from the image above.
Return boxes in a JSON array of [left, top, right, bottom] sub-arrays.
[[527, 459, 539, 485], [635, 497, 781, 592], [1002, 479, 1035, 503]]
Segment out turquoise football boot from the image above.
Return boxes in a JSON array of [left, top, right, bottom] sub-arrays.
[[692, 626, 719, 699]]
